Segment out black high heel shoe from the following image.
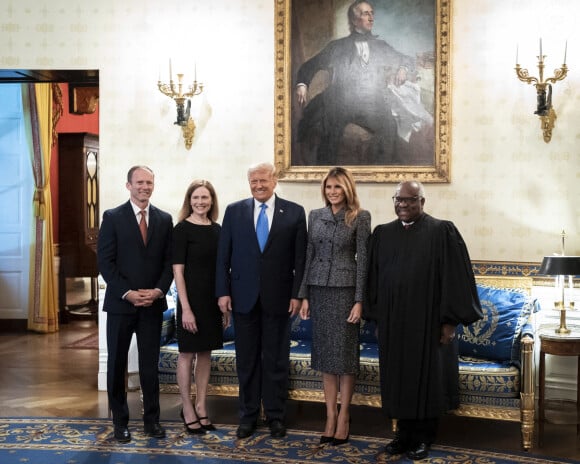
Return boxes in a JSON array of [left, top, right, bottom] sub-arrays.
[[197, 416, 216, 431], [331, 435, 350, 446], [320, 435, 334, 444], [331, 417, 351, 446], [180, 408, 206, 435], [321, 411, 338, 444], [194, 405, 216, 431]]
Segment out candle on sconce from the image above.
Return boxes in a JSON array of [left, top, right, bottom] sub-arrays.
[[564, 40, 567, 64], [194, 63, 197, 82], [516, 44, 519, 65], [540, 38, 543, 57], [169, 59, 173, 80], [568, 275, 574, 310]]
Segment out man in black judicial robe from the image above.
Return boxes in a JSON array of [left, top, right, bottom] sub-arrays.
[[364, 180, 482, 461]]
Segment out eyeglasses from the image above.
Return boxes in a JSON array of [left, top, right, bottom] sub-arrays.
[[392, 196, 421, 204]]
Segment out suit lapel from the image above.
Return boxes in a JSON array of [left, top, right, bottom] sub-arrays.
[[242, 199, 260, 250], [268, 196, 285, 246], [320, 205, 335, 223], [146, 205, 157, 245]]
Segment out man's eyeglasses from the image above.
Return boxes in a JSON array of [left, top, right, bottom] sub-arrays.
[[392, 196, 421, 205]]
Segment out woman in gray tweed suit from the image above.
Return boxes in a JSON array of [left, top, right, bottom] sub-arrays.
[[298, 167, 371, 446]]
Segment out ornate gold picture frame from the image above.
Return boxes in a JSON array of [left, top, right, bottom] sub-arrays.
[[274, 0, 450, 183]]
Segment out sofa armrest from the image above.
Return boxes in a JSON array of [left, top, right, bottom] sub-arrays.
[[521, 321, 534, 340], [519, 329, 535, 450], [520, 330, 534, 395]]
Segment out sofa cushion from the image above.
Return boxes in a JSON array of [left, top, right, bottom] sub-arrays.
[[160, 283, 178, 345], [457, 284, 535, 363], [360, 319, 377, 343], [160, 307, 175, 345], [223, 321, 235, 341], [159, 340, 238, 385], [289, 317, 377, 343], [290, 316, 312, 341], [458, 355, 520, 399]]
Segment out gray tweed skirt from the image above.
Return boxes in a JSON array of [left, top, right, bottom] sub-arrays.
[[309, 285, 360, 375]]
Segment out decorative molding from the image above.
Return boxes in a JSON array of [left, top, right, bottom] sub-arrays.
[[472, 260, 540, 277], [472, 260, 578, 287]]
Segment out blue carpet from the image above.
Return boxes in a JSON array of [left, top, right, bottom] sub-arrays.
[[0, 417, 576, 463]]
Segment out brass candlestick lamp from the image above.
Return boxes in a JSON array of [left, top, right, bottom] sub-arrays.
[[539, 231, 580, 334], [514, 39, 568, 143], [157, 60, 204, 150]]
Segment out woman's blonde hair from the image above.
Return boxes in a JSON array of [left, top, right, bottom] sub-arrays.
[[177, 179, 219, 223], [320, 167, 361, 226]]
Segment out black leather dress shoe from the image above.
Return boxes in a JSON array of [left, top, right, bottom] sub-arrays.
[[113, 426, 131, 443], [319, 435, 334, 444], [236, 422, 256, 439], [144, 423, 166, 439], [406, 442, 430, 460], [269, 420, 286, 438], [331, 435, 349, 446], [385, 438, 409, 455]]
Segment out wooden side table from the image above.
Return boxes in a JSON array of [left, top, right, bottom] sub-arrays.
[[538, 326, 580, 447]]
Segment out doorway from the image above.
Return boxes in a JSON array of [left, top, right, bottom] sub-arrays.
[[0, 69, 99, 329]]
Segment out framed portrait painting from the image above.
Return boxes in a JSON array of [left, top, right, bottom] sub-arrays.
[[274, 0, 451, 182]]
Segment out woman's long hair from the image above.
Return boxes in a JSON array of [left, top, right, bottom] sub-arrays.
[[320, 167, 361, 226], [177, 179, 219, 223]]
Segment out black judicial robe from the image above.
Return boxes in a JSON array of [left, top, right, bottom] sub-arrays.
[[364, 213, 482, 420]]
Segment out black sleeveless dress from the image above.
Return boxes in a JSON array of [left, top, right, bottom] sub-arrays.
[[172, 220, 223, 352]]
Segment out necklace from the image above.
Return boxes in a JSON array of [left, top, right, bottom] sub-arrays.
[[188, 214, 211, 225]]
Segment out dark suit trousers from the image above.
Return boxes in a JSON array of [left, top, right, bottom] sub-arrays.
[[233, 298, 291, 424], [106, 310, 163, 426]]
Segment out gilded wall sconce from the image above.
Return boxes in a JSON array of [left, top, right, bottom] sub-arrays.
[[515, 40, 568, 143], [157, 60, 203, 150]]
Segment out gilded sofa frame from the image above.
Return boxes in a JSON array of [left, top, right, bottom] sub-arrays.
[[160, 275, 534, 450], [453, 275, 535, 450]]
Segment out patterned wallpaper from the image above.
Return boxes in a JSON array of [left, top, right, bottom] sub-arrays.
[[0, 0, 579, 263]]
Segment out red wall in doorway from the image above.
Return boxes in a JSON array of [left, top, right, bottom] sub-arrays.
[[52, 83, 99, 242]]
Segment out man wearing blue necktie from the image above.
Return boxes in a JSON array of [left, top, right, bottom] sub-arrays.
[[216, 162, 307, 439]]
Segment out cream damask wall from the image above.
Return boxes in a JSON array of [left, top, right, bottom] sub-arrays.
[[1, 0, 579, 262]]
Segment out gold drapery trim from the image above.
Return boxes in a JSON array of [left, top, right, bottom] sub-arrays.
[[33, 187, 46, 220], [51, 83, 63, 147], [22, 83, 59, 333]]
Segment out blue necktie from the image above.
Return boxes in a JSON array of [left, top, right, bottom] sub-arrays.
[[256, 203, 269, 251]]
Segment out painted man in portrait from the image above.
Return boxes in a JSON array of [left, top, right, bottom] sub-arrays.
[[293, 0, 434, 167]]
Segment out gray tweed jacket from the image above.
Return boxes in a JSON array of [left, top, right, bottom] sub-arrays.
[[298, 206, 371, 302]]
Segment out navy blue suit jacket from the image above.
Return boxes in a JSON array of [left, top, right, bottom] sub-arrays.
[[215, 195, 307, 315], [97, 200, 174, 314]]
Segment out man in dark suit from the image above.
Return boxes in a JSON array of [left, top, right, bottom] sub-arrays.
[[216, 162, 307, 439], [97, 165, 173, 443]]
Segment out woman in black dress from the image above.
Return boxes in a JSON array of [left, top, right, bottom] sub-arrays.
[[172, 180, 228, 434]]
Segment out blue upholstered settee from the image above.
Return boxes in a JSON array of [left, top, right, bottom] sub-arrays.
[[158, 275, 538, 450]]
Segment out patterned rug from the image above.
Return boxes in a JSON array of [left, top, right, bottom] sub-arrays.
[[0, 417, 575, 464]]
